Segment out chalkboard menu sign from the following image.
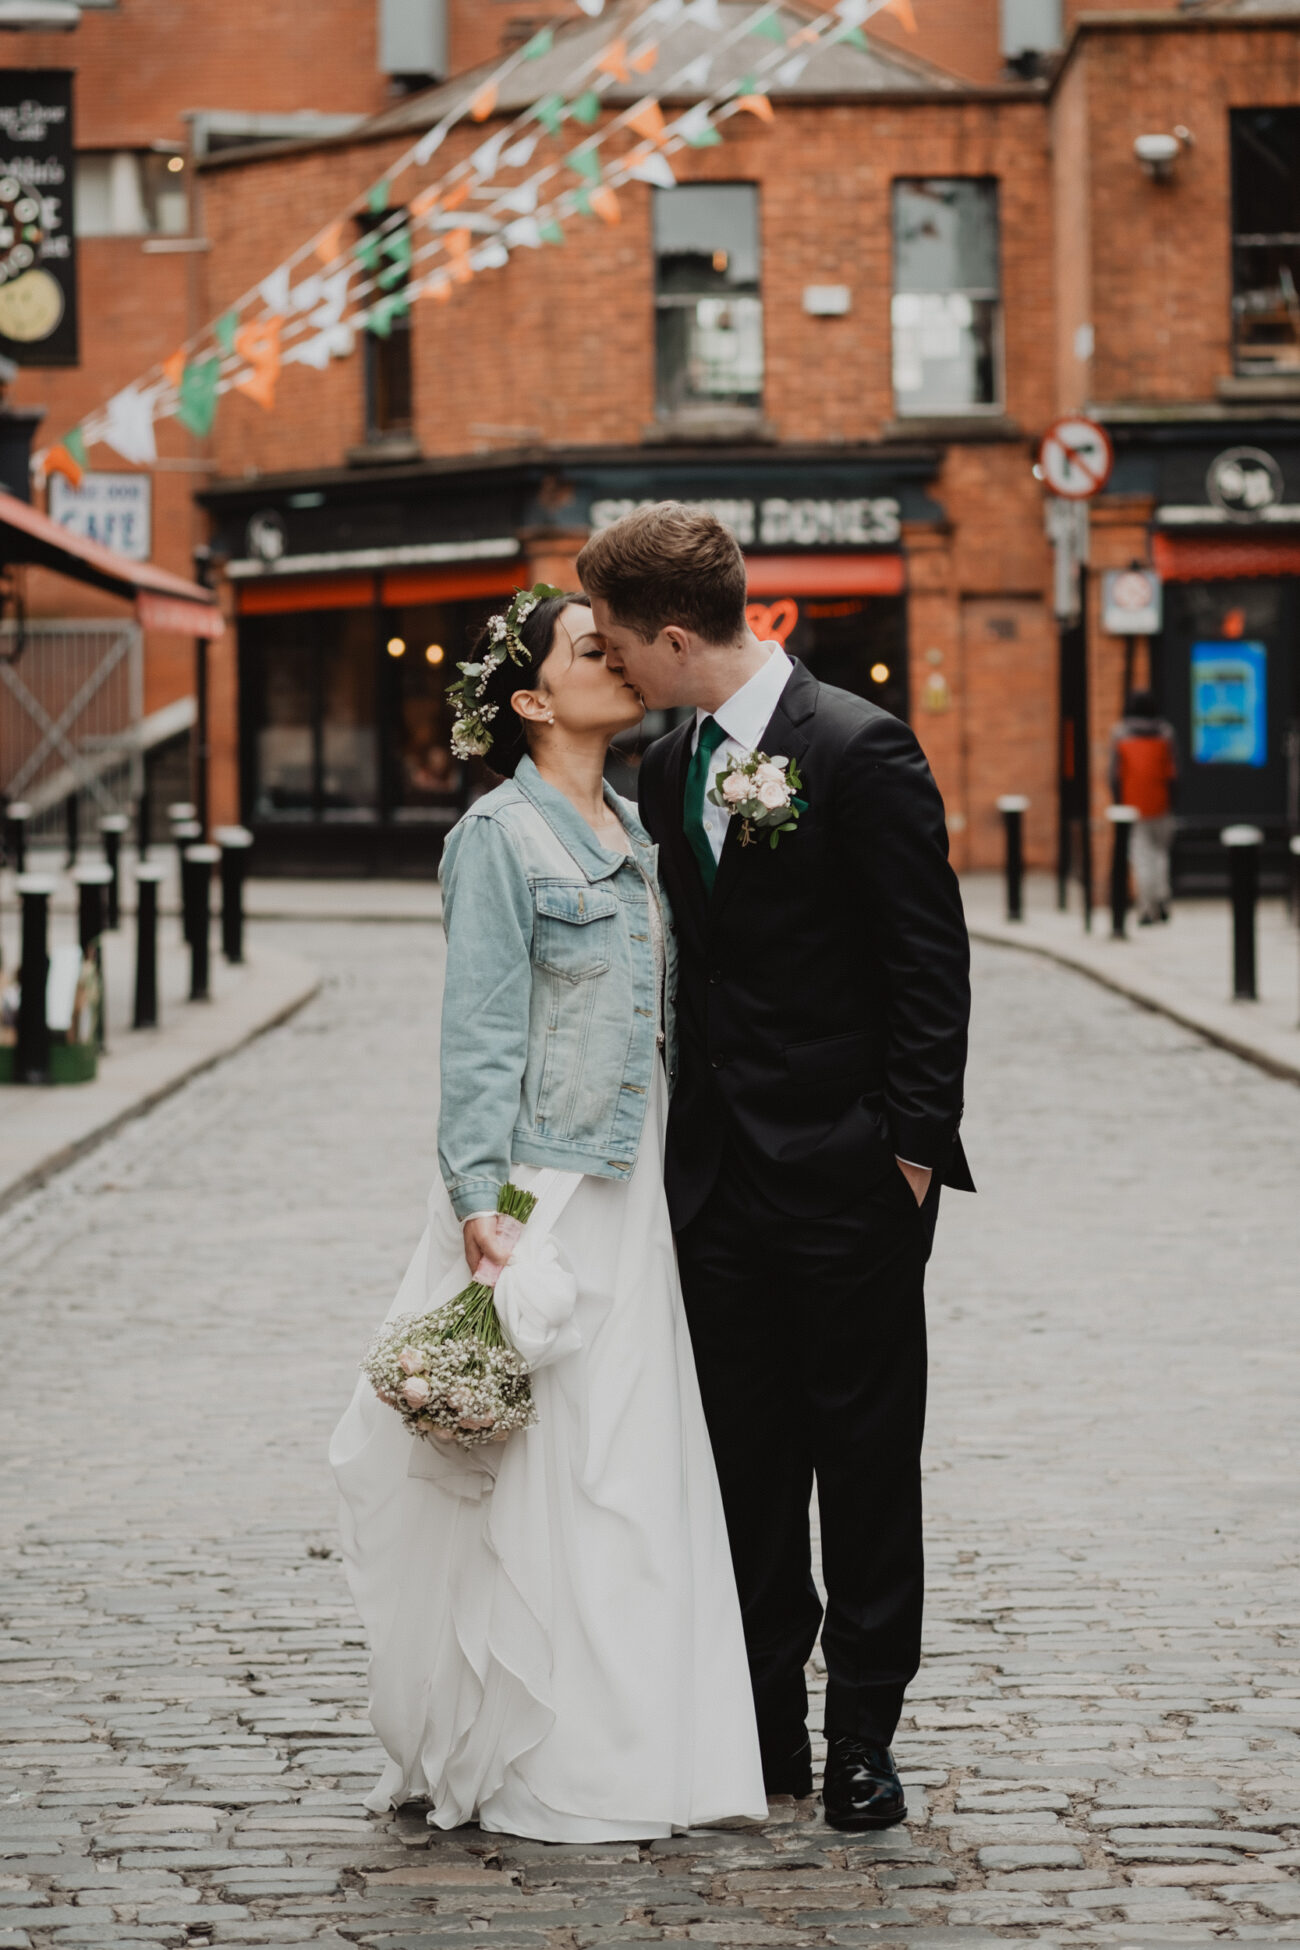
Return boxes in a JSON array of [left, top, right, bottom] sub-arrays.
[[0, 71, 77, 366]]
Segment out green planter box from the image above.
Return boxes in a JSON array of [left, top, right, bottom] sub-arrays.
[[0, 1042, 97, 1084]]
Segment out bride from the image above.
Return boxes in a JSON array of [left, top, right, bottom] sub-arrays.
[[330, 586, 766, 1841]]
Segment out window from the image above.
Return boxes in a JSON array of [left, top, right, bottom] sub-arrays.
[[653, 184, 762, 418], [1231, 109, 1300, 373], [892, 178, 1001, 415], [75, 151, 188, 237], [359, 211, 414, 441]]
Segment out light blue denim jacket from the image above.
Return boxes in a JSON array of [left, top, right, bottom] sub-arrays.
[[437, 756, 677, 1222]]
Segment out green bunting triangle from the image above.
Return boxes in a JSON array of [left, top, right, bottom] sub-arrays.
[[367, 179, 391, 215], [215, 309, 239, 354], [685, 122, 723, 148], [732, 73, 757, 94], [539, 218, 565, 244], [176, 357, 220, 438], [748, 12, 786, 41], [831, 23, 871, 48], [522, 24, 553, 58], [64, 427, 87, 467], [367, 293, 409, 338], [378, 225, 412, 288], [534, 93, 566, 135], [567, 146, 603, 184], [572, 187, 594, 217], [354, 230, 382, 272], [569, 89, 601, 125]]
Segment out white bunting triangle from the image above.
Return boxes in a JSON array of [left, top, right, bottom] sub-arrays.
[[502, 216, 543, 249], [627, 151, 677, 188], [414, 121, 449, 167], [102, 384, 160, 466], [502, 131, 541, 169], [679, 54, 713, 91], [259, 264, 292, 315]]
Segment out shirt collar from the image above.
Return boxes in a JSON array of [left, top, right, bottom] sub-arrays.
[[694, 644, 793, 753]]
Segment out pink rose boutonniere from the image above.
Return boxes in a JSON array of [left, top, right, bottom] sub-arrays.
[[708, 750, 807, 850]]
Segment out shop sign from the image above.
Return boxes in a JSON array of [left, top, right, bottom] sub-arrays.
[[0, 71, 77, 366], [48, 470, 150, 559], [246, 509, 287, 562], [1206, 446, 1283, 520], [589, 495, 901, 547], [1190, 640, 1267, 766], [1101, 566, 1161, 635]]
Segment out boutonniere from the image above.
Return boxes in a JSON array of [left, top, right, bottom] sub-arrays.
[[708, 750, 807, 849]]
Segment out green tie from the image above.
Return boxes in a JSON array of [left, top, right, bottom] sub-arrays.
[[684, 715, 727, 894]]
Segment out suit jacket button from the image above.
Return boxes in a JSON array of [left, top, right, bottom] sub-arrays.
[[708, 967, 721, 984], [710, 1053, 726, 1069]]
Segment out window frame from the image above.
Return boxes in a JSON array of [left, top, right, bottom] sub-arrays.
[[651, 180, 764, 422], [890, 174, 1005, 420], [1229, 107, 1300, 377]]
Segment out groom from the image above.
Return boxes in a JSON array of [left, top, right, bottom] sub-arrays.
[[578, 503, 972, 1831]]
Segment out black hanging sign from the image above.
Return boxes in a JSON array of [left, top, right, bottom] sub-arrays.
[[0, 71, 77, 366]]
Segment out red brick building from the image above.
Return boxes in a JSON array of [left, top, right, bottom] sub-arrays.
[[5, 0, 1300, 883]]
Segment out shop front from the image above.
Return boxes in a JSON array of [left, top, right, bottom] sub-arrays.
[[1111, 425, 1300, 888], [202, 447, 942, 875]]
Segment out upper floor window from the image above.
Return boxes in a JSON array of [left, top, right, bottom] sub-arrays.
[[654, 184, 762, 420], [892, 178, 1001, 415], [75, 151, 188, 237], [359, 212, 413, 443], [1232, 109, 1300, 374]]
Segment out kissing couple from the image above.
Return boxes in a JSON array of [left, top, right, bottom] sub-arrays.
[[331, 500, 973, 1842]]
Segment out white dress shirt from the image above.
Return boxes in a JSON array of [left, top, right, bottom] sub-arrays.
[[690, 643, 928, 1185], [690, 644, 793, 865]]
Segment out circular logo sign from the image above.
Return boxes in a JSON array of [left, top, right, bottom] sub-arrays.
[[246, 509, 286, 563], [1206, 446, 1283, 520]]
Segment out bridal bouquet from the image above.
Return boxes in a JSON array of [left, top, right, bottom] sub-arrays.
[[363, 1184, 539, 1450]]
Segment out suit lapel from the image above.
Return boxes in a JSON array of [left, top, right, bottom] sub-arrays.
[[710, 660, 819, 921]]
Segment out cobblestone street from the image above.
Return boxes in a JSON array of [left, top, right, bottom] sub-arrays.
[[2, 922, 1298, 1949]]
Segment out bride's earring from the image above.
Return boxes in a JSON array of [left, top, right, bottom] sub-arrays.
[[543, 710, 555, 725]]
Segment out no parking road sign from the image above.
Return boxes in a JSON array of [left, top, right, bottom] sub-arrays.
[[1038, 415, 1114, 499]]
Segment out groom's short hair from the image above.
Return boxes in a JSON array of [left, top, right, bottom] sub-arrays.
[[577, 502, 747, 645]]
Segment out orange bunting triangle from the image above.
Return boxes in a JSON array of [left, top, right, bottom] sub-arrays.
[[431, 277, 453, 303], [883, 0, 917, 28], [790, 24, 820, 45], [628, 98, 666, 144], [589, 184, 621, 224], [233, 315, 283, 412], [315, 220, 345, 264], [162, 348, 186, 389], [442, 177, 471, 212], [444, 227, 474, 283], [597, 37, 630, 83], [470, 81, 498, 121], [736, 93, 775, 123], [410, 183, 440, 219], [44, 443, 83, 489], [630, 41, 658, 74]]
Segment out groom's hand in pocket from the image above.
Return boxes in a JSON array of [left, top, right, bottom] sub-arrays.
[[896, 1159, 933, 1207], [463, 1215, 503, 1277]]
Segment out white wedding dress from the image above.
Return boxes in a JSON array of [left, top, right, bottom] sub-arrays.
[[329, 1052, 767, 1840]]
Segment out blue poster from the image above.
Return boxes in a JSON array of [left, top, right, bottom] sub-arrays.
[[1190, 641, 1267, 766]]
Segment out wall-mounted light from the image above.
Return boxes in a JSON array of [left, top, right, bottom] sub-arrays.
[[425, 643, 444, 665], [1134, 126, 1193, 182], [166, 156, 186, 173], [870, 662, 891, 684], [387, 636, 406, 658]]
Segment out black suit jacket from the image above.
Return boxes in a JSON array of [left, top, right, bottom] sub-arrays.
[[639, 659, 974, 1229]]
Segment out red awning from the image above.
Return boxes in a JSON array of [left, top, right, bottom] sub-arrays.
[[0, 488, 224, 637], [745, 553, 905, 597], [1152, 531, 1300, 583]]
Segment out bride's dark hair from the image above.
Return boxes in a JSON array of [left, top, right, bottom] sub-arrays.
[[468, 591, 580, 779]]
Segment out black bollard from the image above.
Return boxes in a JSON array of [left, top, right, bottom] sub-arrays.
[[133, 863, 164, 1029], [1222, 824, 1264, 1002], [996, 795, 1030, 923], [173, 820, 203, 941], [64, 788, 79, 869], [167, 800, 197, 829], [72, 863, 113, 1051], [1105, 804, 1138, 940], [99, 814, 129, 929], [1292, 836, 1300, 1029], [4, 799, 29, 874], [214, 825, 253, 965], [183, 844, 220, 1001], [14, 873, 55, 1083], [136, 779, 152, 861]]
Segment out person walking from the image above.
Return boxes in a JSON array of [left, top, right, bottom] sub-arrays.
[[1110, 689, 1178, 924]]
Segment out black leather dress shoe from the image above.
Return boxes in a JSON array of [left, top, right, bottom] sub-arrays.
[[762, 1731, 812, 1798], [821, 1736, 907, 1831]]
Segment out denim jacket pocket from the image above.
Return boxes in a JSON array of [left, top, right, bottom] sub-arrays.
[[532, 881, 621, 981]]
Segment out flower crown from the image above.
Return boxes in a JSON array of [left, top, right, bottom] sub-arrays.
[[448, 583, 566, 761]]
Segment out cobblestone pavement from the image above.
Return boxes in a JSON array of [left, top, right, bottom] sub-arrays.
[[2, 924, 1298, 1950]]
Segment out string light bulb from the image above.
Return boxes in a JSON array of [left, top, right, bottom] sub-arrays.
[[870, 662, 890, 684]]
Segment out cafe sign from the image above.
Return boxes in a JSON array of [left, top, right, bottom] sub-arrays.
[[0, 71, 77, 366], [589, 495, 902, 548]]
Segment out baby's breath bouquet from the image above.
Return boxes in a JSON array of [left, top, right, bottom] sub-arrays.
[[363, 1184, 538, 1449]]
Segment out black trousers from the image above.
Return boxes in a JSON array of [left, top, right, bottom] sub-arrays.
[[676, 1151, 934, 1760]]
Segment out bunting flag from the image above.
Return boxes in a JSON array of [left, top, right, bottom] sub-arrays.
[[40, 0, 913, 482], [44, 441, 83, 488], [233, 316, 282, 409], [176, 358, 221, 439]]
